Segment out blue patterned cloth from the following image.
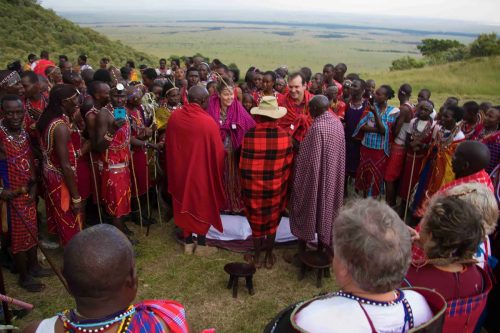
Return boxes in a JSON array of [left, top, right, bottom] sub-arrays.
[[352, 105, 399, 156]]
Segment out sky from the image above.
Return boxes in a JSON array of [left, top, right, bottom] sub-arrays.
[[40, 0, 500, 25]]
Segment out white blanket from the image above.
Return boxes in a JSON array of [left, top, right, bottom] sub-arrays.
[[207, 215, 297, 243]]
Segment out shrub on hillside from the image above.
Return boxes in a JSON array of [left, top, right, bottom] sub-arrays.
[[470, 33, 500, 57], [390, 56, 426, 71], [426, 46, 470, 65], [417, 39, 465, 57]]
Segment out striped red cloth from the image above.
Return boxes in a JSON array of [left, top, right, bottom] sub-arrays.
[[0, 122, 37, 254], [240, 121, 293, 237], [127, 300, 189, 333]]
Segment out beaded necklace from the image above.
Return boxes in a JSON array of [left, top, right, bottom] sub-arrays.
[[478, 127, 499, 141], [460, 115, 481, 139], [166, 103, 182, 113], [410, 119, 433, 141], [436, 125, 460, 149], [25, 95, 47, 121], [335, 289, 414, 331], [58, 305, 135, 333], [0, 120, 28, 151]]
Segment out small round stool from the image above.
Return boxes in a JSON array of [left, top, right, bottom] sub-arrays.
[[298, 251, 331, 288], [224, 262, 256, 298]]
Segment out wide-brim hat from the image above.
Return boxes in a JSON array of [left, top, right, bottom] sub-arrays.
[[250, 96, 287, 119]]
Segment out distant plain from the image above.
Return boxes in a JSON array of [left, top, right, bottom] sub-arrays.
[[84, 21, 475, 73]]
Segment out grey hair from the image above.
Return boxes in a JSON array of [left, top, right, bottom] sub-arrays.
[[445, 182, 497, 235], [333, 198, 411, 293]]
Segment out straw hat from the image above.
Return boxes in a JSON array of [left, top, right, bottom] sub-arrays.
[[250, 96, 287, 119]]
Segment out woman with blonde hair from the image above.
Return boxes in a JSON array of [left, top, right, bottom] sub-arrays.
[[405, 195, 492, 333], [445, 182, 498, 270]]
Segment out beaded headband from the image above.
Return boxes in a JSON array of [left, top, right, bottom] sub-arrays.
[[0, 71, 21, 88], [62, 89, 81, 101]]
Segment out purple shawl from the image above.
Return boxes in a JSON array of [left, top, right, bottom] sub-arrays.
[[206, 94, 256, 149]]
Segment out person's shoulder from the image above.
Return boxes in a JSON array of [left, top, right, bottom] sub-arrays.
[[404, 289, 432, 305], [295, 296, 366, 333], [403, 290, 434, 327]]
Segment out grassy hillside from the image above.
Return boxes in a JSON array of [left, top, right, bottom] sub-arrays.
[[368, 56, 500, 106], [0, 0, 157, 68]]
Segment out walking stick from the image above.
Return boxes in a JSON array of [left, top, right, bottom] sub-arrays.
[[130, 151, 144, 233], [8, 202, 69, 292], [0, 293, 34, 310], [0, 267, 12, 332], [89, 153, 103, 224], [404, 152, 417, 222], [145, 150, 151, 221], [153, 131, 162, 225]]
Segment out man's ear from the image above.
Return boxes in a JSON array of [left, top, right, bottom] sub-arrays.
[[126, 266, 138, 290], [463, 160, 470, 171]]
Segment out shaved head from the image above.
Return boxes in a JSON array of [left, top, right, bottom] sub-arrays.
[[452, 141, 491, 178], [187, 86, 209, 108], [63, 224, 135, 299], [309, 95, 330, 118]]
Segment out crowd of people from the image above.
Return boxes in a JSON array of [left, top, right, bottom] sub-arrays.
[[0, 50, 498, 332]]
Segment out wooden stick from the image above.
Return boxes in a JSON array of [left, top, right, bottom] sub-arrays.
[[145, 151, 151, 220], [0, 293, 33, 310], [130, 151, 143, 233], [8, 202, 69, 292], [404, 152, 417, 223], [89, 153, 103, 224], [153, 131, 162, 225], [0, 267, 12, 331]]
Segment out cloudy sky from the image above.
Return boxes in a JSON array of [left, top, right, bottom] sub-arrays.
[[41, 0, 500, 25]]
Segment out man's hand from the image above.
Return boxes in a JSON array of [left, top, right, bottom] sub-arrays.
[[71, 200, 83, 215], [0, 189, 17, 201], [147, 143, 162, 151], [112, 119, 126, 132], [144, 127, 153, 138]]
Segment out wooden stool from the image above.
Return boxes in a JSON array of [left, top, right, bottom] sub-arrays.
[[298, 251, 331, 288], [224, 262, 256, 298]]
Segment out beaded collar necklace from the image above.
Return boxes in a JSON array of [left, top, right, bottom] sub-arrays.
[[0, 120, 28, 150], [58, 305, 135, 333], [25, 94, 47, 121], [478, 126, 498, 140], [411, 119, 433, 140], [335, 289, 414, 330], [334, 289, 404, 306], [437, 125, 459, 148]]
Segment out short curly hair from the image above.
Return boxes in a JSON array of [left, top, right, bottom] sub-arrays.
[[333, 198, 411, 293], [421, 195, 484, 261]]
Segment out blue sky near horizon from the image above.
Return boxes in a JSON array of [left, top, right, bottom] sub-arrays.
[[41, 0, 500, 25]]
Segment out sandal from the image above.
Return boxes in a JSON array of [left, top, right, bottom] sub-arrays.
[[243, 253, 262, 269], [19, 276, 45, 293], [264, 253, 277, 269], [29, 267, 54, 278]]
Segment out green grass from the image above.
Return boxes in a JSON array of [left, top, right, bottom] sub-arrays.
[[87, 22, 432, 72], [87, 22, 500, 106], [0, 0, 156, 68], [369, 56, 500, 106], [9, 216, 337, 332]]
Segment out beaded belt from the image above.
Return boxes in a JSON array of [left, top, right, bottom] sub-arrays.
[[107, 162, 128, 169]]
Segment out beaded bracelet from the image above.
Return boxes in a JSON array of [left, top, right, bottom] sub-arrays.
[[104, 132, 114, 142], [71, 196, 82, 204]]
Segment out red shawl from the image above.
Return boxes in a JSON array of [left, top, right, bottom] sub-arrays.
[[439, 169, 494, 194], [165, 103, 226, 232], [277, 90, 313, 142]]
